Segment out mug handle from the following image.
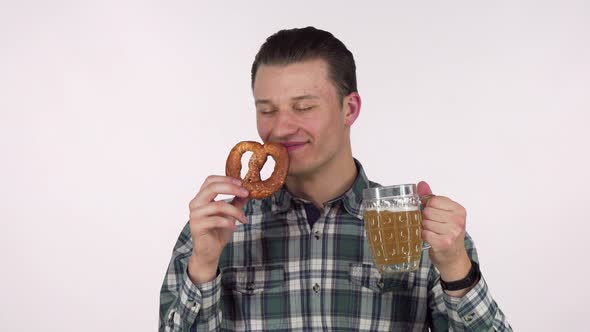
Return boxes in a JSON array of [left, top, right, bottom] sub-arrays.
[[419, 194, 435, 249]]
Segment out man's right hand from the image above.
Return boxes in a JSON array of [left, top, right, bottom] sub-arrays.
[[187, 175, 249, 284]]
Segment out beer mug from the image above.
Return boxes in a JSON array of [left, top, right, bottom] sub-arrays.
[[361, 184, 431, 273]]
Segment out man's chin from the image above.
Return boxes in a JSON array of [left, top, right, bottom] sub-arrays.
[[286, 162, 315, 178]]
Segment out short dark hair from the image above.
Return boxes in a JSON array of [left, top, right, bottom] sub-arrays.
[[251, 26, 357, 102]]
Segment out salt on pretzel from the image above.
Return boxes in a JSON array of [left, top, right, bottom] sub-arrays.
[[225, 141, 289, 199]]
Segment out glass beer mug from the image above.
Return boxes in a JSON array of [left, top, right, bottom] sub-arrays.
[[362, 184, 430, 273]]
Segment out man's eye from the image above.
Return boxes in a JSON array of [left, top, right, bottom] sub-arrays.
[[258, 109, 277, 114], [295, 106, 314, 111]]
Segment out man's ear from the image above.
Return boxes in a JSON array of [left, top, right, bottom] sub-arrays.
[[343, 92, 361, 126]]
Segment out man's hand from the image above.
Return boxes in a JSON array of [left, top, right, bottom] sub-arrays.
[[418, 181, 474, 297], [187, 175, 249, 284]]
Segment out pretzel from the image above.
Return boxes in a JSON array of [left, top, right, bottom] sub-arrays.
[[225, 141, 289, 199]]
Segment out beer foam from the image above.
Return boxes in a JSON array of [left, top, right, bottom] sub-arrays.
[[364, 206, 419, 212]]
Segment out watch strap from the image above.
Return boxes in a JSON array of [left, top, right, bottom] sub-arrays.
[[440, 260, 480, 291]]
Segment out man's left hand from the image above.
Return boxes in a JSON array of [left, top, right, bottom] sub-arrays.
[[418, 181, 473, 295]]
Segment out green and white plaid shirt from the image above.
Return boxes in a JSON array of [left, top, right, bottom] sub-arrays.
[[159, 160, 512, 331]]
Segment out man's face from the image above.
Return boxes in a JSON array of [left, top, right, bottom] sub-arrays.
[[253, 59, 352, 177]]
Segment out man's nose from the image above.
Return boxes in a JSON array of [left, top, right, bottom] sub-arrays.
[[272, 110, 298, 138]]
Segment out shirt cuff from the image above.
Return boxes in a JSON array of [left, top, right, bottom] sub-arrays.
[[176, 267, 223, 326], [442, 275, 498, 330]]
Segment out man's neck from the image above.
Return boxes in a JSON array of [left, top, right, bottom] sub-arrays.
[[285, 156, 358, 209]]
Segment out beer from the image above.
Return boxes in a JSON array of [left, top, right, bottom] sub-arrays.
[[363, 208, 423, 268]]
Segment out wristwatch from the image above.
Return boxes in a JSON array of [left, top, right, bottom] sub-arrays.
[[440, 260, 481, 291]]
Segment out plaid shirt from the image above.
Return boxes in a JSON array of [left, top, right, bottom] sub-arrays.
[[159, 160, 512, 331]]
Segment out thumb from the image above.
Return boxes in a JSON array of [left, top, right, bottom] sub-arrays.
[[417, 181, 434, 208], [417, 181, 433, 197]]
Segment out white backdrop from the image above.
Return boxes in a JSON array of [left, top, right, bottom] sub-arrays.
[[1, 0, 589, 331]]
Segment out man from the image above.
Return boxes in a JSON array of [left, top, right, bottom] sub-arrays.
[[160, 26, 512, 331]]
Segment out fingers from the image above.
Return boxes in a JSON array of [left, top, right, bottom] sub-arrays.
[[188, 176, 249, 242], [191, 200, 248, 224], [425, 196, 466, 215], [422, 229, 460, 249], [231, 196, 249, 210], [192, 216, 239, 233], [199, 175, 242, 191], [421, 202, 467, 251], [422, 217, 463, 236], [191, 178, 249, 209], [422, 203, 466, 232], [422, 206, 465, 226]]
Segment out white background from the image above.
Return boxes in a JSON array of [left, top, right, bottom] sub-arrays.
[[1, 0, 589, 331]]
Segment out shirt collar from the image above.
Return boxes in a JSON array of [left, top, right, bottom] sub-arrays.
[[269, 158, 374, 221]]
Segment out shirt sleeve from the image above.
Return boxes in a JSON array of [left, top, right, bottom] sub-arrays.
[[159, 222, 223, 332], [428, 233, 513, 331]]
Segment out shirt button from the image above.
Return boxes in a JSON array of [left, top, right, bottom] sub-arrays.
[[377, 280, 384, 289], [464, 313, 475, 322], [314, 230, 321, 239], [312, 283, 320, 293]]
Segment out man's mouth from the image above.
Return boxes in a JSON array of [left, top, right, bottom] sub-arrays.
[[282, 142, 307, 152]]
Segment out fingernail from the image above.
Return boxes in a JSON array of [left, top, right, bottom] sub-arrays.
[[240, 188, 249, 196], [232, 178, 242, 185]]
